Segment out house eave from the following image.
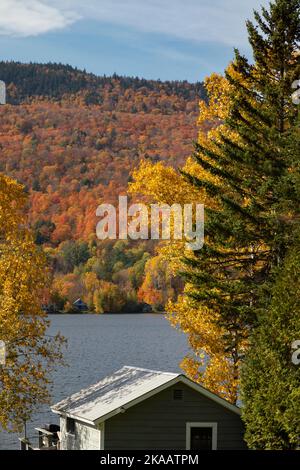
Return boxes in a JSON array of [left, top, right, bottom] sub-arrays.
[[51, 373, 241, 426], [51, 408, 95, 426], [93, 375, 241, 425], [178, 376, 241, 416]]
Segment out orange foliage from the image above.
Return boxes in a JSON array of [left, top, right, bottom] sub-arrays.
[[0, 98, 199, 245]]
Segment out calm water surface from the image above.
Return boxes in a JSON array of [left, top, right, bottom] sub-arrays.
[[0, 314, 190, 449]]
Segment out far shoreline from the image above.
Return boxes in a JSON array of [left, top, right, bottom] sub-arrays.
[[46, 311, 166, 316]]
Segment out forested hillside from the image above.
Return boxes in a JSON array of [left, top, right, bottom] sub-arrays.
[[0, 62, 205, 313], [0, 61, 205, 107]]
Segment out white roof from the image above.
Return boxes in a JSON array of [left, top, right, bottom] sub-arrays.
[[52, 366, 179, 423], [52, 365, 240, 424]]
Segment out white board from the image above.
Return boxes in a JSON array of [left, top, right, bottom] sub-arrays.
[[0, 81, 6, 104]]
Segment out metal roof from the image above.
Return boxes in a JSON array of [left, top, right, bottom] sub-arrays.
[[73, 298, 87, 305], [52, 366, 179, 424], [51, 365, 241, 424]]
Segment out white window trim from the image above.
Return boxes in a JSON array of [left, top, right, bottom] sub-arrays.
[[99, 422, 105, 450], [186, 422, 218, 450]]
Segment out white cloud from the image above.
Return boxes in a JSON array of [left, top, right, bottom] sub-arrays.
[[0, 0, 78, 37], [66, 0, 269, 47], [0, 0, 269, 46]]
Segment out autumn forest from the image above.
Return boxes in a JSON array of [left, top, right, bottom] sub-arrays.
[[1, 0, 300, 451], [0, 61, 205, 314]]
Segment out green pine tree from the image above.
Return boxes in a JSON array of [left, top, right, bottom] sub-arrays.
[[240, 112, 300, 449], [241, 238, 300, 449], [181, 0, 300, 401]]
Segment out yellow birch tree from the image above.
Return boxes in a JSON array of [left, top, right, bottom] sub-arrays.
[[0, 173, 65, 432]]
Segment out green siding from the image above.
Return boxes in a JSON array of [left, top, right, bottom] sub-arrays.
[[104, 383, 247, 450]]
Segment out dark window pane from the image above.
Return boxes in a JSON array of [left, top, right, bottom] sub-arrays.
[[190, 427, 213, 450]]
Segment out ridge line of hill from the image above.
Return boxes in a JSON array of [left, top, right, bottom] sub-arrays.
[[0, 61, 206, 104]]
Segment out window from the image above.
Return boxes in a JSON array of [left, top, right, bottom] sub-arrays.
[[173, 389, 184, 401], [186, 423, 217, 450], [66, 417, 75, 435]]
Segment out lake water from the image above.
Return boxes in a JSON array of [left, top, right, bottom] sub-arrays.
[[0, 314, 190, 450]]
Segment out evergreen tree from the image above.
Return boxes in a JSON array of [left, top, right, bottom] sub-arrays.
[[241, 239, 300, 449], [181, 0, 300, 401], [241, 114, 300, 449]]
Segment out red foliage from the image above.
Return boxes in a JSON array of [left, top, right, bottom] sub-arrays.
[[0, 93, 199, 245]]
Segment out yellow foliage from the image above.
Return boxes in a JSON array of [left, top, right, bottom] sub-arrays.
[[129, 68, 246, 402], [167, 291, 242, 402], [138, 254, 176, 310], [0, 173, 64, 431]]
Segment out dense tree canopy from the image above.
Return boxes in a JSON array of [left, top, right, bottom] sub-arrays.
[[241, 239, 300, 449], [0, 62, 205, 312], [0, 61, 205, 106], [0, 174, 64, 431], [130, 0, 300, 410]]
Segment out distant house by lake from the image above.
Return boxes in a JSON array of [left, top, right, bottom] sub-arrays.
[[51, 366, 247, 450], [73, 298, 88, 312]]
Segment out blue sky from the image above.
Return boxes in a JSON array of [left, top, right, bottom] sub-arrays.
[[0, 1, 269, 82]]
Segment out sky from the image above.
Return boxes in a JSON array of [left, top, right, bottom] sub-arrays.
[[0, 0, 270, 82]]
